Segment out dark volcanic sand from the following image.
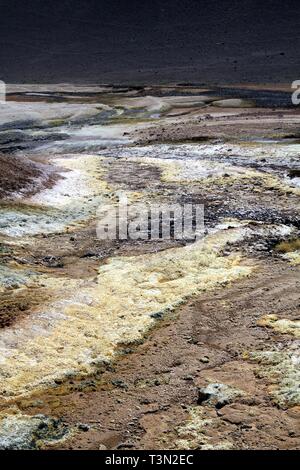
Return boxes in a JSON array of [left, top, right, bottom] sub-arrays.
[[0, 1, 300, 84]]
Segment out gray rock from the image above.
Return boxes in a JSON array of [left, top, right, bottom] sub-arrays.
[[77, 423, 90, 432]]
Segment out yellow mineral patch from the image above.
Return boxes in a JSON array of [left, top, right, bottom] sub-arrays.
[[0, 226, 252, 401], [249, 343, 300, 407], [257, 314, 300, 337], [174, 407, 233, 450]]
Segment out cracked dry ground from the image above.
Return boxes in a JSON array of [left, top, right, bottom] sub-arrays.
[[0, 84, 299, 450]]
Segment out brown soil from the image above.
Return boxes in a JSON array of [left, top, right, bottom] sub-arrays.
[[1, 89, 300, 450]]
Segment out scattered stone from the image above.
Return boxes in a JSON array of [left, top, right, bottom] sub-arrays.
[[249, 344, 300, 408], [197, 383, 244, 408], [80, 251, 98, 258], [289, 169, 300, 179]]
